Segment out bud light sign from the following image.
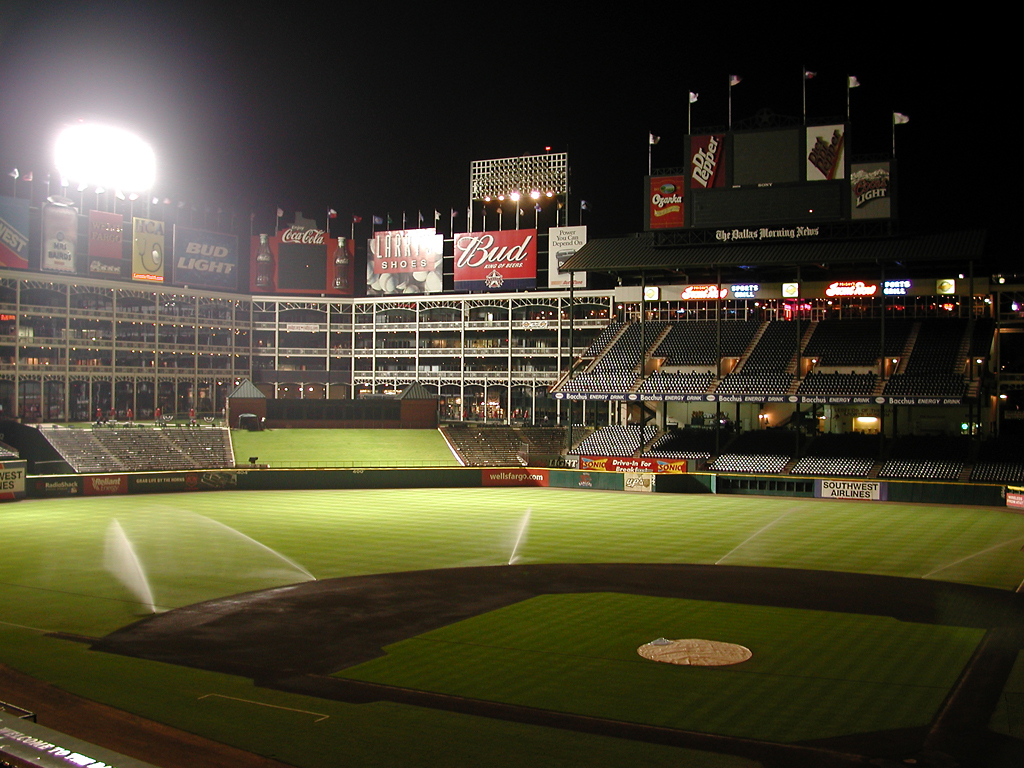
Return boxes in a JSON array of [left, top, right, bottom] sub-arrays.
[[454, 229, 536, 292], [172, 225, 238, 290]]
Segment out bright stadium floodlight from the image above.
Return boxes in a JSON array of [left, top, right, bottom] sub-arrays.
[[54, 123, 156, 192]]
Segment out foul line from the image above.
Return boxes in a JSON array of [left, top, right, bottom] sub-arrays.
[[921, 535, 1024, 581], [0, 618, 51, 633], [198, 693, 329, 722], [715, 509, 796, 565]]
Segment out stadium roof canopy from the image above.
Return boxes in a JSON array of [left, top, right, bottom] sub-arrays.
[[559, 229, 988, 283]]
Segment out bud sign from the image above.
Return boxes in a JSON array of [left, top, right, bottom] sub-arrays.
[[454, 229, 536, 291], [172, 225, 238, 290]]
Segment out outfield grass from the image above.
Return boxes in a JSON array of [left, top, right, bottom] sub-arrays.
[[229, 428, 460, 467], [2, 488, 1024, 766]]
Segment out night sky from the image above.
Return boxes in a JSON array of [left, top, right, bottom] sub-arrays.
[[0, 3, 1006, 251]]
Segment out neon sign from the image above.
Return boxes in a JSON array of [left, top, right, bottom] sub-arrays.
[[825, 281, 877, 297], [729, 283, 760, 298], [681, 284, 728, 300], [883, 280, 911, 296]]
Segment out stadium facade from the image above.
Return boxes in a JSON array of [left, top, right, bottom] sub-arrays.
[[2, 116, 1019, 441]]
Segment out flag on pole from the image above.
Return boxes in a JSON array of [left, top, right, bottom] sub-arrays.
[[804, 69, 817, 79], [580, 200, 589, 211], [434, 210, 440, 221], [22, 172, 32, 182], [7, 168, 17, 180], [352, 214, 363, 223], [729, 75, 742, 86], [373, 215, 383, 225], [689, 92, 698, 103], [848, 76, 860, 88], [894, 112, 910, 124], [276, 207, 284, 217], [328, 208, 337, 219], [450, 208, 459, 218], [649, 133, 660, 145]]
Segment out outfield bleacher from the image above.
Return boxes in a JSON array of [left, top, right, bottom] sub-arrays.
[[38, 425, 235, 473]]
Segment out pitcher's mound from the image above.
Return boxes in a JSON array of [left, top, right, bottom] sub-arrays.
[[637, 638, 752, 666]]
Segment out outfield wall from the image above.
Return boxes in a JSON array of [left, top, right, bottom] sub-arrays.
[[22, 466, 1008, 507]]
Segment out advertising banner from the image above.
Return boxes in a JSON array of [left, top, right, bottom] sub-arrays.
[[814, 479, 886, 500], [30, 476, 83, 497], [0, 196, 30, 269], [647, 176, 685, 229], [131, 217, 165, 282], [806, 124, 846, 180], [327, 235, 355, 296], [690, 135, 726, 189], [548, 225, 587, 288], [1008, 485, 1024, 510], [367, 228, 443, 295], [850, 162, 891, 219], [87, 210, 125, 278], [84, 475, 128, 496], [454, 229, 536, 292], [623, 472, 655, 492], [0, 460, 26, 500], [251, 233, 277, 292], [481, 468, 550, 487], [580, 456, 687, 473], [172, 225, 238, 290], [276, 226, 327, 293], [42, 196, 80, 273]]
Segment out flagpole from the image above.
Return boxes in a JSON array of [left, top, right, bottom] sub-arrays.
[[802, 67, 806, 125]]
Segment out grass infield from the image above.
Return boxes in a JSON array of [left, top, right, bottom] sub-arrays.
[[2, 486, 1024, 766]]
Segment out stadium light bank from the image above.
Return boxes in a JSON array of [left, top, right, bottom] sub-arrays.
[[54, 122, 157, 194]]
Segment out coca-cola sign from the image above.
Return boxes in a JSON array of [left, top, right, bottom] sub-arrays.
[[454, 229, 536, 291], [280, 226, 326, 244]]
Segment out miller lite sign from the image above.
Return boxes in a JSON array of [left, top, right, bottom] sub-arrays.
[[454, 229, 536, 291]]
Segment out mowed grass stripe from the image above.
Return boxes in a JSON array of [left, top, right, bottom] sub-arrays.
[[3, 489, 1024, 636], [337, 593, 983, 743]]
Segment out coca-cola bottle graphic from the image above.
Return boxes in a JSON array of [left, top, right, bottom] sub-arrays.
[[333, 237, 349, 292], [254, 234, 273, 290]]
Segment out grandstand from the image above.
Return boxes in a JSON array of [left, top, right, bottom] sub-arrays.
[[35, 425, 235, 473]]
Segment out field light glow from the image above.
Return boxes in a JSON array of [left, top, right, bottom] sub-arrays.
[[55, 123, 156, 192]]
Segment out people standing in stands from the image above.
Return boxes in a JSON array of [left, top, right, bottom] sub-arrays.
[[154, 406, 161, 422], [95, 407, 102, 424], [126, 407, 133, 423], [189, 407, 196, 426]]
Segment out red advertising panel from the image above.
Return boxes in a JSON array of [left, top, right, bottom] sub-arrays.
[[481, 468, 550, 486], [88, 210, 125, 278], [250, 232, 277, 292], [580, 456, 686, 473], [84, 475, 128, 495], [367, 228, 443, 295], [690, 135, 726, 189], [250, 227, 348, 295], [646, 176, 685, 230], [0, 196, 30, 269], [453, 229, 536, 291]]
